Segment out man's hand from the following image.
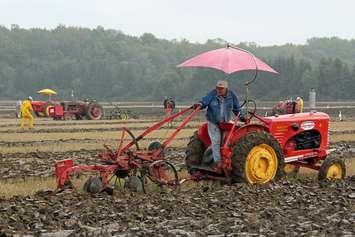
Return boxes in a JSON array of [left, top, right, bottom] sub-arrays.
[[192, 103, 202, 109]]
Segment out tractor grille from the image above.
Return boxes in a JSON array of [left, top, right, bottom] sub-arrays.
[[273, 129, 287, 145]]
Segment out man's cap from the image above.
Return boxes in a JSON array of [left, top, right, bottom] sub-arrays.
[[216, 80, 228, 88], [28, 96, 33, 101]]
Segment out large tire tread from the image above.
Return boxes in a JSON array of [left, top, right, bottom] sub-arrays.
[[318, 157, 346, 181], [231, 131, 284, 183], [185, 131, 205, 172], [86, 103, 103, 120]]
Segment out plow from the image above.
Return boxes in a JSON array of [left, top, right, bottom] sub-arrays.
[[54, 106, 199, 194]]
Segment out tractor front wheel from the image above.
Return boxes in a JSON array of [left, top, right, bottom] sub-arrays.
[[318, 157, 346, 181], [232, 131, 284, 184]]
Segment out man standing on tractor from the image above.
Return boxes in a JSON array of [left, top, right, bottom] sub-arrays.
[[20, 96, 34, 129], [193, 80, 245, 168]]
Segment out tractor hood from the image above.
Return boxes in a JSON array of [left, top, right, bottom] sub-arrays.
[[261, 111, 330, 148], [263, 111, 330, 124]]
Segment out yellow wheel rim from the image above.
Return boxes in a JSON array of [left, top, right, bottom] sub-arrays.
[[45, 106, 53, 117], [121, 113, 128, 120], [326, 164, 342, 179], [245, 144, 278, 184]]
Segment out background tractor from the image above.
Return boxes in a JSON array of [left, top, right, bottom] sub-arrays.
[[31, 88, 58, 117], [51, 99, 103, 120], [272, 98, 303, 115], [16, 89, 103, 120]]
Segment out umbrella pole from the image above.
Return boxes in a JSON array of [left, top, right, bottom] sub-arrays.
[[227, 44, 259, 118], [245, 68, 258, 117]]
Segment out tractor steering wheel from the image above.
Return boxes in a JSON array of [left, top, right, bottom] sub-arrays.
[[240, 99, 257, 121]]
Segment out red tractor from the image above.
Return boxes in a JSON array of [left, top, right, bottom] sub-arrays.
[[31, 100, 56, 117], [272, 98, 302, 115], [16, 89, 103, 120], [50, 99, 103, 120], [30, 88, 58, 118], [28, 99, 103, 120], [185, 102, 345, 184], [54, 103, 345, 194]]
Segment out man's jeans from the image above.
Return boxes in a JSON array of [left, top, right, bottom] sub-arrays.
[[207, 122, 221, 163]]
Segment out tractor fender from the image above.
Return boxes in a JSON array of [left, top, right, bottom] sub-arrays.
[[197, 122, 210, 148], [229, 124, 270, 145]]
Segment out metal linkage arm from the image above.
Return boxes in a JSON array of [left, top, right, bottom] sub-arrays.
[[121, 106, 194, 152], [162, 107, 200, 148]]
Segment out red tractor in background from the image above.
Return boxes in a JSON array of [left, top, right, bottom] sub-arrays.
[[49, 99, 103, 120], [15, 89, 58, 118], [16, 89, 103, 120], [29, 99, 103, 120], [272, 98, 303, 115], [30, 100, 56, 117]]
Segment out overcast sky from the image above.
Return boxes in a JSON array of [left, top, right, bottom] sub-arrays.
[[1, 0, 354, 46]]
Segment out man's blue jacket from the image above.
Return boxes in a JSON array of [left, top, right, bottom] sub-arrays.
[[199, 89, 242, 124]]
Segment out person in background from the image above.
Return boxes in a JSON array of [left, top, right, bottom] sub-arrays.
[[15, 100, 22, 118], [20, 96, 34, 129], [163, 97, 175, 118], [163, 97, 176, 127], [296, 96, 304, 113]]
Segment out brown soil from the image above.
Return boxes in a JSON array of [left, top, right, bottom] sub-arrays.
[[0, 176, 353, 236]]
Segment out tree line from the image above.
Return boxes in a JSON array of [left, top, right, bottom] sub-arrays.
[[0, 25, 354, 101]]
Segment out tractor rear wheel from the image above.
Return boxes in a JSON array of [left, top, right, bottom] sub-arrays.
[[185, 131, 205, 172], [231, 131, 284, 184], [318, 157, 346, 181], [86, 103, 103, 120]]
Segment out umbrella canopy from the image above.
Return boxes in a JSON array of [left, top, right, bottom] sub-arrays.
[[177, 46, 278, 74], [37, 88, 57, 95]]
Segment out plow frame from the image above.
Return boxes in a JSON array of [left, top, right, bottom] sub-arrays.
[[55, 106, 200, 192]]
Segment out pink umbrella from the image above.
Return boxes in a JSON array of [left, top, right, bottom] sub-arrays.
[[177, 44, 278, 74]]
